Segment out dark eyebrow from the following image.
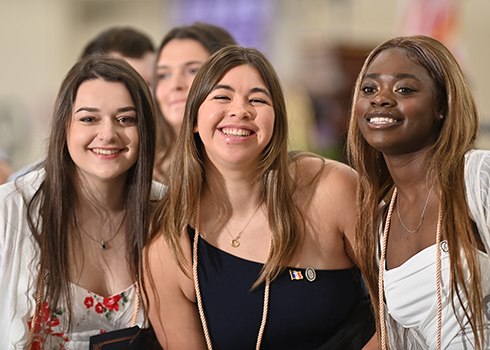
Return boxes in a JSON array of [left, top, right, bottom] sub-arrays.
[[156, 60, 204, 70], [364, 72, 422, 83], [250, 87, 271, 99], [394, 73, 422, 83], [75, 107, 99, 113], [75, 106, 136, 114], [212, 85, 272, 99]]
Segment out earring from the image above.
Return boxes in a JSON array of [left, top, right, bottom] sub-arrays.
[[439, 115, 444, 119]]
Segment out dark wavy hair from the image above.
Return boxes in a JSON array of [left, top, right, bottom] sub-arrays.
[[26, 55, 156, 341]]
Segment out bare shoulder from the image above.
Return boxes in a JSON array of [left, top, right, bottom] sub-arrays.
[[291, 154, 359, 267], [145, 231, 195, 301], [291, 154, 357, 193], [144, 231, 207, 349]]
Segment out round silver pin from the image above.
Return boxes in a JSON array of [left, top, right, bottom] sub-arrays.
[[440, 240, 449, 253], [305, 267, 316, 282]]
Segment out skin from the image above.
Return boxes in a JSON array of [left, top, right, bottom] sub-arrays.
[[0, 161, 12, 185], [146, 65, 366, 349], [67, 79, 139, 296], [355, 48, 442, 269], [155, 39, 210, 133]]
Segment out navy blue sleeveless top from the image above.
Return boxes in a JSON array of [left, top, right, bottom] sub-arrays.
[[188, 227, 368, 350]]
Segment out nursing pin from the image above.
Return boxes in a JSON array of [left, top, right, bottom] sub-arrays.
[[305, 267, 316, 282]]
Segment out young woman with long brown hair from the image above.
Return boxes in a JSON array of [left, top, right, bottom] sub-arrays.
[[0, 55, 164, 349], [145, 45, 375, 350]]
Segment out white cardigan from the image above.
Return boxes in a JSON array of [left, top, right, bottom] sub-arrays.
[[0, 168, 165, 349]]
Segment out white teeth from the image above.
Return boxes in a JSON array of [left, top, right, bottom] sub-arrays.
[[369, 117, 396, 124], [221, 128, 252, 137], [92, 149, 120, 155]]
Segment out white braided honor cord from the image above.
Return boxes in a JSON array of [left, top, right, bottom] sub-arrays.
[[193, 196, 270, 350]]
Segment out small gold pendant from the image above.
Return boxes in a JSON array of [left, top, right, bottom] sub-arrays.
[[101, 241, 107, 250], [231, 239, 240, 248]]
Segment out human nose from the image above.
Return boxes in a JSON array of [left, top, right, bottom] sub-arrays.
[[170, 71, 187, 91], [370, 89, 397, 107], [228, 99, 254, 119], [97, 120, 119, 142]]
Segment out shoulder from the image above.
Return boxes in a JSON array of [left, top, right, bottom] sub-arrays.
[[0, 169, 44, 209], [291, 153, 357, 193]]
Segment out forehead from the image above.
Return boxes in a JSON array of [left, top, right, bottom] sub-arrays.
[[158, 38, 210, 64], [73, 79, 134, 108], [365, 48, 433, 85], [217, 65, 267, 87]]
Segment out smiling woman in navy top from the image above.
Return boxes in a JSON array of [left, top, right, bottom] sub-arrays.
[[145, 45, 375, 350]]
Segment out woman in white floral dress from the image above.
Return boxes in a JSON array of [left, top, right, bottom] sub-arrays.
[[0, 55, 164, 349]]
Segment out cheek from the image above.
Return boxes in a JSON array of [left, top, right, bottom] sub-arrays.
[[355, 98, 368, 116], [155, 82, 169, 106]]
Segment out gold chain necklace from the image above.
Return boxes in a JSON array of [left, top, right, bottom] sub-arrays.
[[194, 196, 270, 350], [224, 201, 262, 248], [379, 188, 443, 350], [79, 209, 126, 250]]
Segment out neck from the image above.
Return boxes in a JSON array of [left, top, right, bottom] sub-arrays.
[[202, 156, 263, 215], [76, 174, 127, 212], [384, 149, 432, 191]]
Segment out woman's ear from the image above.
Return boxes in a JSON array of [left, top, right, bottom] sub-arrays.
[[193, 124, 199, 133]]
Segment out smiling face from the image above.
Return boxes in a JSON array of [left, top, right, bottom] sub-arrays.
[[155, 39, 210, 133], [67, 79, 139, 186], [195, 65, 275, 171], [355, 48, 440, 156]]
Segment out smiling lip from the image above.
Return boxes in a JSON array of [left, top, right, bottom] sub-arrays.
[[220, 126, 256, 138], [366, 112, 402, 127], [90, 148, 124, 159]]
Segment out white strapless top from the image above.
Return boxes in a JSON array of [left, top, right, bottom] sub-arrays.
[[384, 241, 490, 349]]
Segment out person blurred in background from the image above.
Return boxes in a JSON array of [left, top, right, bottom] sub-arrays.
[[81, 26, 156, 87], [152, 22, 236, 182]]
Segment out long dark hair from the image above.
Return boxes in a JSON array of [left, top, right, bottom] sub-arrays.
[[26, 55, 156, 339], [153, 22, 236, 181]]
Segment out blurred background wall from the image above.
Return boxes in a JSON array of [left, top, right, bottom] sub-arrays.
[[1, 0, 489, 170]]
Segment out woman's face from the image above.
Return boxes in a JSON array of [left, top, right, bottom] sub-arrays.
[[67, 79, 140, 186], [195, 65, 275, 171], [155, 39, 210, 133], [355, 48, 439, 156]]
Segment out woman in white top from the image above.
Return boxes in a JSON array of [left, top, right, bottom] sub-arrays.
[[347, 35, 490, 349], [0, 55, 163, 349]]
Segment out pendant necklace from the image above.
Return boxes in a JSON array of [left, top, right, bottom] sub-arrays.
[[397, 185, 434, 233], [194, 196, 270, 350], [79, 209, 127, 250], [224, 201, 262, 248]]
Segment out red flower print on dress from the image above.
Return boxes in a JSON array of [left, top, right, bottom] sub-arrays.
[[95, 302, 104, 314], [46, 318, 60, 327], [84, 296, 94, 309], [103, 294, 122, 312]]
